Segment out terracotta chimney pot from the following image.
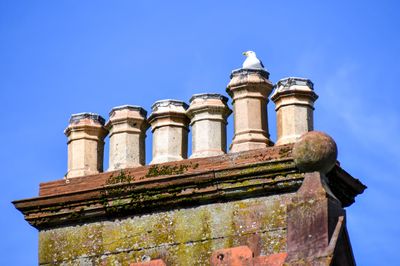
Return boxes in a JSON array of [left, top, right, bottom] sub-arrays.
[[187, 93, 232, 158], [106, 105, 148, 171], [226, 68, 274, 152], [271, 77, 318, 145], [64, 113, 108, 178], [148, 100, 189, 164]]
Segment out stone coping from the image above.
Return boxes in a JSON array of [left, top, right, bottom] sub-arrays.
[[275, 77, 314, 90], [13, 144, 366, 230], [37, 144, 293, 196], [230, 68, 270, 79], [151, 99, 189, 110], [189, 93, 229, 103], [109, 105, 148, 117], [69, 112, 106, 125]]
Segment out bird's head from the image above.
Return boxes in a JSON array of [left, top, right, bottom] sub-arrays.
[[243, 51, 256, 57]]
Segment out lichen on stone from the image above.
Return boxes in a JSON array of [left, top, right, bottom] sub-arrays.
[[145, 162, 199, 178]]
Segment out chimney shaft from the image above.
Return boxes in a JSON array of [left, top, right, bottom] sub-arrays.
[[187, 93, 232, 158], [106, 105, 148, 171], [271, 77, 318, 145], [64, 113, 108, 178], [226, 69, 274, 152], [148, 100, 189, 164]]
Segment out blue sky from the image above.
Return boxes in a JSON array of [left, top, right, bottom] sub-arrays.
[[1, 1, 399, 265]]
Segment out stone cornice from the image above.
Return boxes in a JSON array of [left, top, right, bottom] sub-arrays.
[[13, 145, 366, 230]]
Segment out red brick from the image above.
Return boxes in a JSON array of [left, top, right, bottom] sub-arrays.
[[130, 259, 166, 266], [253, 253, 287, 266], [211, 246, 254, 266]]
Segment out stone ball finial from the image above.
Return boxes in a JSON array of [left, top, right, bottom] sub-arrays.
[[293, 131, 338, 174]]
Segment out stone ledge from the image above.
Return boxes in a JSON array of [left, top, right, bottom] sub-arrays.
[[13, 159, 301, 229], [38, 144, 294, 197], [13, 145, 366, 230]]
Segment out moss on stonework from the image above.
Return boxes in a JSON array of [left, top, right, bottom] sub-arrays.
[[174, 208, 212, 264], [106, 170, 133, 185], [215, 161, 295, 180], [145, 162, 199, 178], [279, 145, 292, 158], [39, 223, 104, 265], [99, 170, 136, 215], [39, 195, 292, 265]]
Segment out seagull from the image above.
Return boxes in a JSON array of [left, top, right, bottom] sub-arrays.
[[242, 51, 265, 69]]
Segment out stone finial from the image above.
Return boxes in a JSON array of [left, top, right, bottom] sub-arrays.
[[106, 105, 149, 171], [64, 113, 108, 178], [293, 131, 337, 174], [226, 68, 274, 152], [271, 77, 318, 145], [187, 93, 232, 158], [148, 100, 189, 164]]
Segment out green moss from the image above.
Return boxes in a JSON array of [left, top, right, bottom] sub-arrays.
[[279, 145, 292, 157], [106, 170, 133, 185], [39, 224, 104, 264], [39, 194, 291, 265], [99, 170, 136, 215], [152, 212, 175, 245], [67, 207, 84, 220], [145, 162, 199, 178], [215, 161, 295, 180]]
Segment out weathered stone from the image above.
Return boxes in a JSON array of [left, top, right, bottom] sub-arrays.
[[64, 113, 108, 178], [285, 171, 353, 265], [272, 77, 318, 145], [38, 196, 289, 265], [226, 68, 274, 152], [293, 131, 338, 174], [148, 100, 189, 164], [187, 93, 232, 158], [106, 105, 149, 170]]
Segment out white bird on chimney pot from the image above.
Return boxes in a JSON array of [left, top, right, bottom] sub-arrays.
[[242, 51, 265, 69]]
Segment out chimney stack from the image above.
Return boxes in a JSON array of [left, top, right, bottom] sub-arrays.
[[187, 93, 232, 158], [148, 100, 189, 164], [64, 113, 108, 178], [106, 105, 148, 171], [226, 69, 274, 152], [271, 77, 318, 145]]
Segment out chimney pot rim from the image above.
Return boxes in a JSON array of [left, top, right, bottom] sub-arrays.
[[151, 99, 189, 110], [109, 105, 147, 117], [275, 77, 314, 90], [189, 93, 229, 103], [69, 112, 105, 125], [230, 68, 270, 79]]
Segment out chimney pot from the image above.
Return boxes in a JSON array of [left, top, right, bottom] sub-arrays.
[[148, 99, 189, 164], [271, 77, 318, 145], [106, 105, 149, 171], [64, 112, 108, 178], [187, 93, 232, 158], [226, 68, 274, 152]]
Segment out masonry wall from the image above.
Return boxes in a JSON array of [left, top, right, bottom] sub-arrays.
[[39, 194, 292, 265]]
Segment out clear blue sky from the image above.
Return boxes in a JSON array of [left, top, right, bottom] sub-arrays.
[[1, 1, 399, 265]]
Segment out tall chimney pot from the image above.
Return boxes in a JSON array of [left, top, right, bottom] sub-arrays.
[[148, 100, 189, 164], [226, 68, 274, 152], [64, 112, 108, 178], [271, 77, 318, 145], [106, 105, 148, 171], [187, 93, 232, 158]]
